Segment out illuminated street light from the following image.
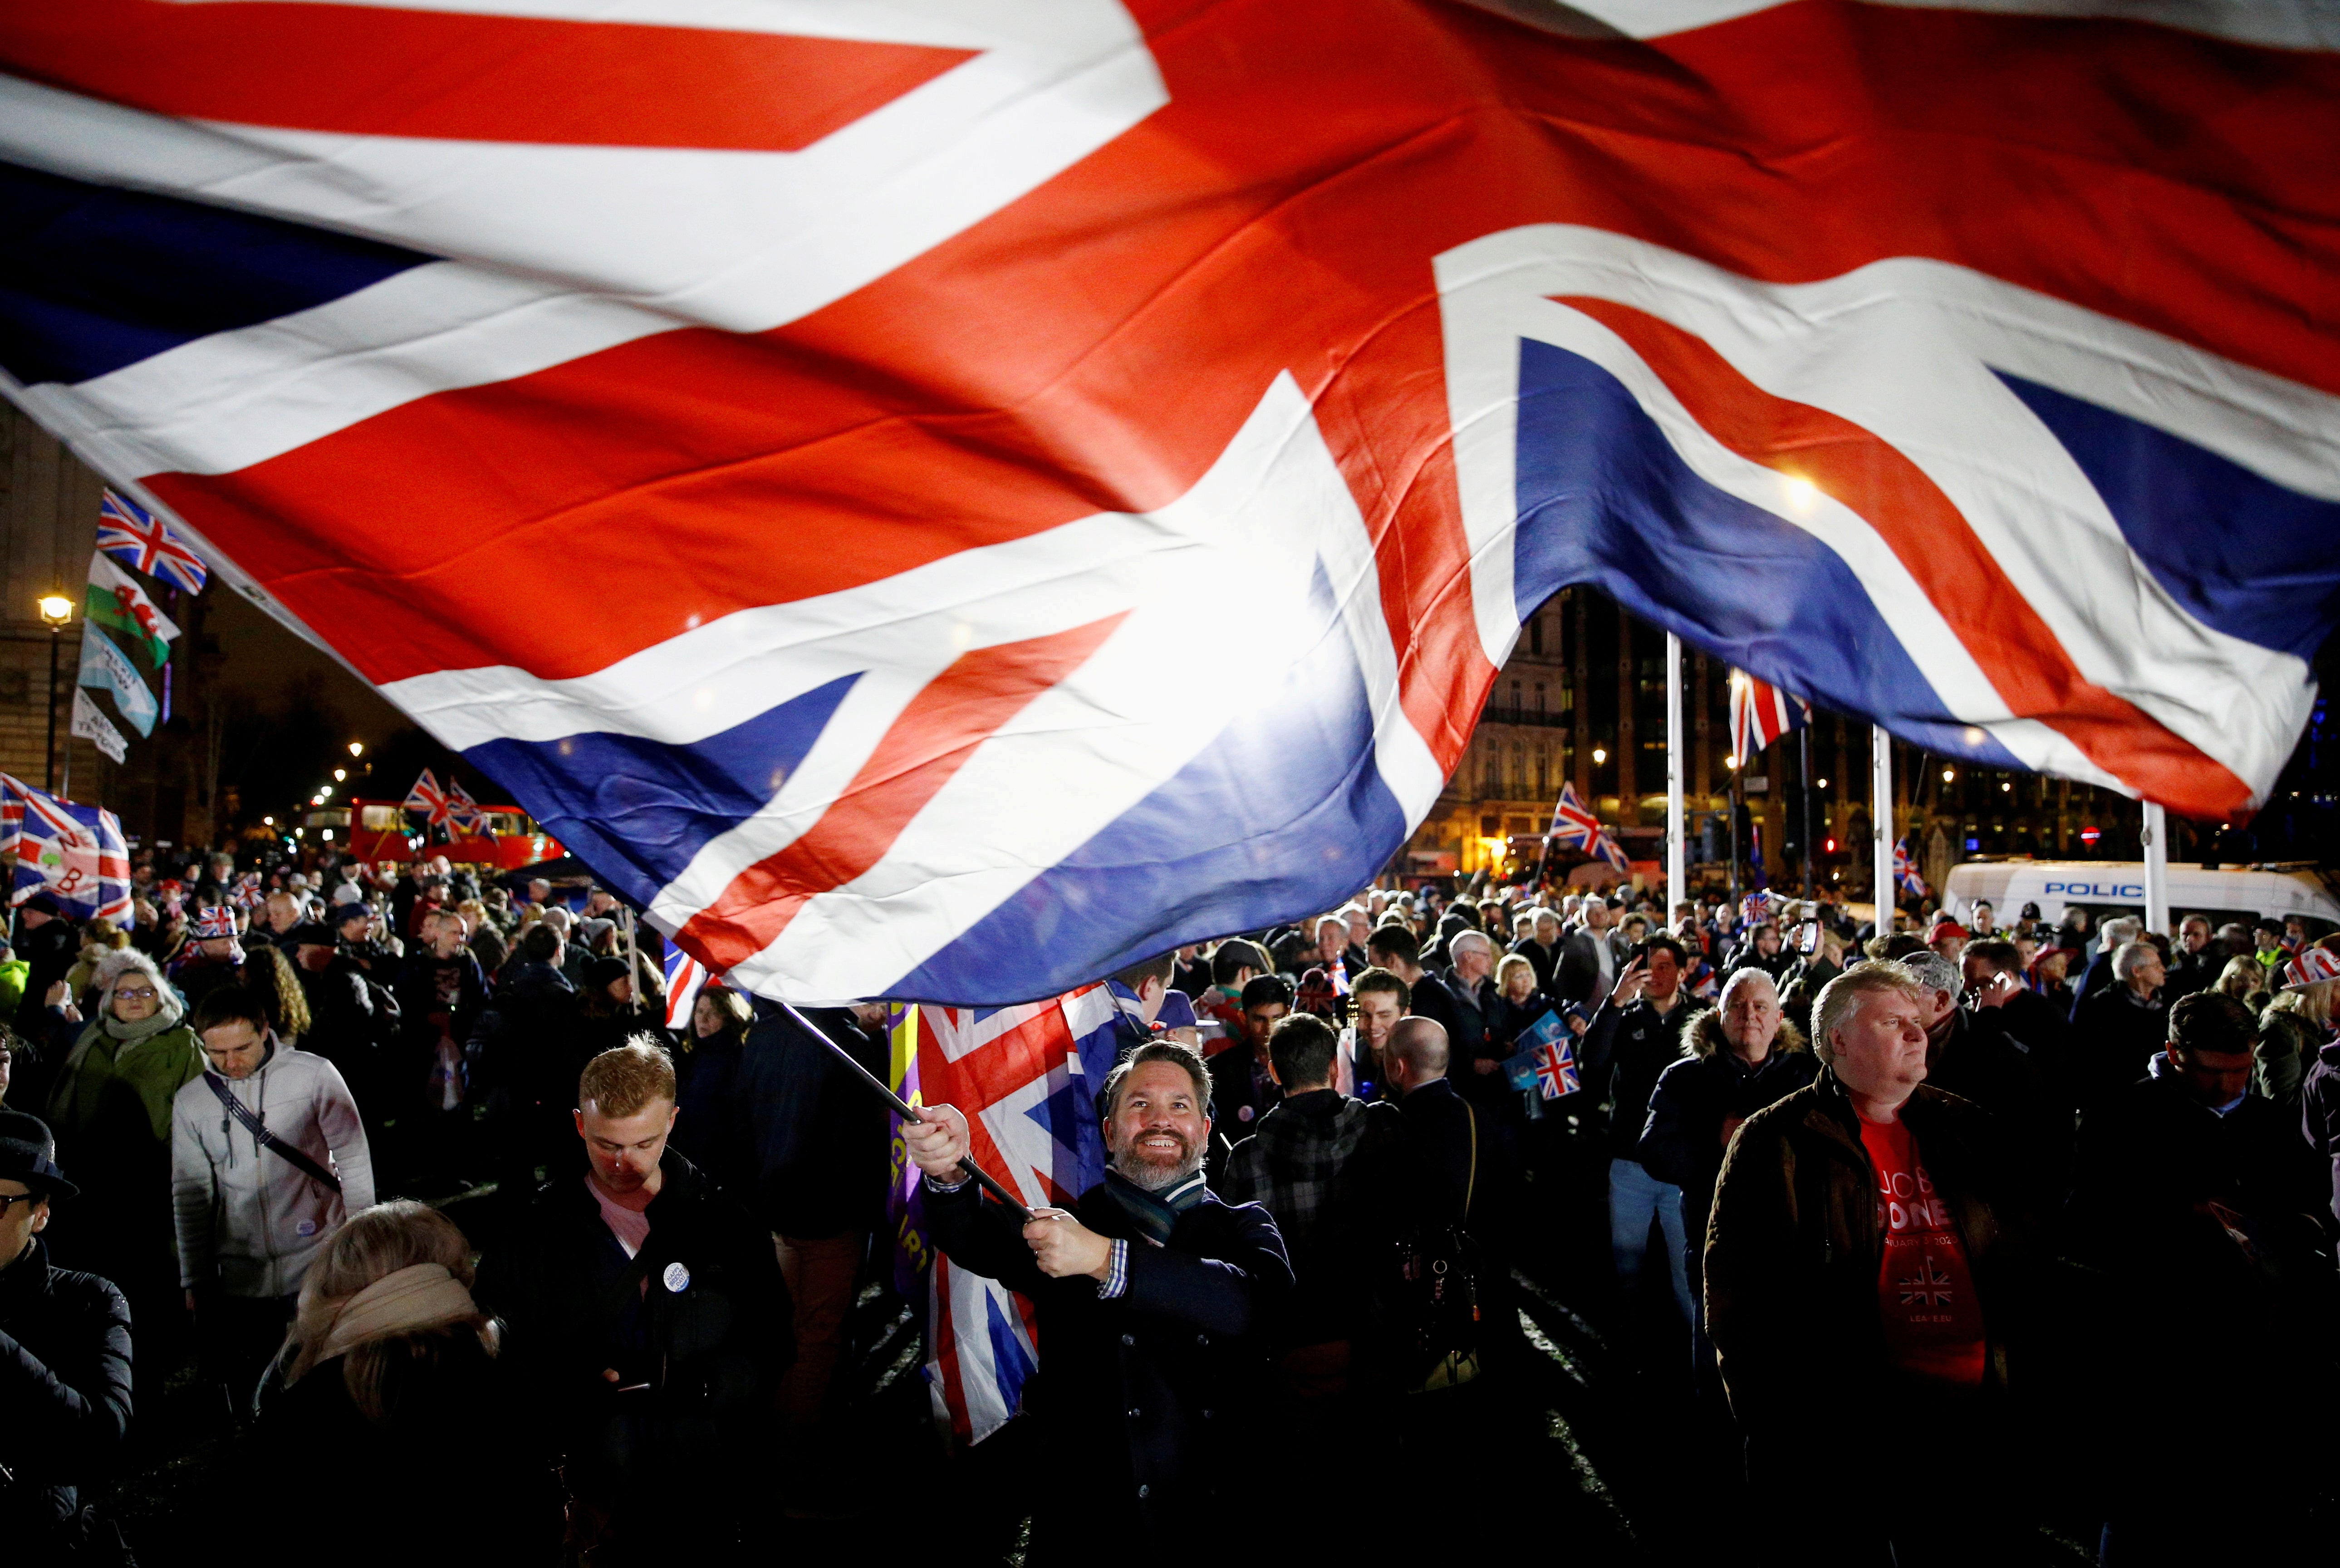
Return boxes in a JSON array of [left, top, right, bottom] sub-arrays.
[[333, 768, 347, 782], [262, 815, 274, 826], [1941, 768, 1956, 784], [1592, 747, 1608, 765], [348, 742, 364, 758]]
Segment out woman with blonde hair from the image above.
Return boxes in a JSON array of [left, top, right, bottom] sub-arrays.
[[257, 1200, 559, 1562], [239, 943, 313, 1048], [2257, 951, 2338, 1105], [2212, 954, 2270, 1016]]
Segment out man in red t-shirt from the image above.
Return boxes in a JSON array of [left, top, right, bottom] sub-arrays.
[[1707, 960, 2032, 1565]]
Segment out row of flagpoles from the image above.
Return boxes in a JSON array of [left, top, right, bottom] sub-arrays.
[[63, 488, 216, 776], [1541, 633, 1930, 920]]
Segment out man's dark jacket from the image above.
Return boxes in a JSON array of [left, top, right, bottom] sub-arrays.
[[477, 1149, 791, 1486], [1637, 1008, 1816, 1252], [923, 1176, 1290, 1544], [2305, 1036, 2340, 1230], [12, 917, 79, 1049], [0, 1238, 133, 1546], [727, 1006, 890, 1239], [1553, 926, 1623, 1006], [1579, 993, 1697, 1161], [2071, 983, 2169, 1106], [1927, 1004, 2069, 1194], [296, 952, 389, 1073], [2065, 1057, 2328, 1301], [1704, 1073, 2033, 1438]]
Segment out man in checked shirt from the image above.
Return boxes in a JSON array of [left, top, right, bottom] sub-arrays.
[[906, 1030, 1289, 1561]]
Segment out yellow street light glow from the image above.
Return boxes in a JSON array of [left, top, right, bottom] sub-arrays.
[[333, 768, 347, 782], [262, 816, 274, 826], [1726, 755, 1739, 770], [319, 784, 333, 799], [2001, 781, 2012, 793], [1815, 776, 1828, 789], [1942, 768, 1955, 783], [348, 742, 364, 758], [1592, 747, 1608, 764], [37, 594, 74, 626]]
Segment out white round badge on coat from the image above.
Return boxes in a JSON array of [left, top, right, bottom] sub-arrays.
[[662, 1261, 691, 1294]]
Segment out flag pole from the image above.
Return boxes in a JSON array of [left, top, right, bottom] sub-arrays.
[[1799, 724, 1815, 903], [773, 996, 1033, 1223], [1665, 633, 1686, 924], [2141, 800, 2168, 939], [622, 904, 642, 1019], [1871, 724, 1894, 934]]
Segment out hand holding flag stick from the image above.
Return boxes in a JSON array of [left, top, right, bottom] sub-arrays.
[[771, 996, 1031, 1223]]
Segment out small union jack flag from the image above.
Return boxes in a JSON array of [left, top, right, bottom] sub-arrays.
[[403, 768, 453, 829], [1742, 889, 1778, 926], [1547, 782, 1629, 872], [1897, 1257, 1956, 1308], [443, 774, 488, 834], [96, 490, 210, 595], [1729, 669, 1810, 762], [1893, 837, 1927, 897], [1530, 1039, 1579, 1099], [663, 942, 714, 1030]]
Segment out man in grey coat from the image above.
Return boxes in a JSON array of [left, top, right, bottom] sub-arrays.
[[171, 986, 373, 1403]]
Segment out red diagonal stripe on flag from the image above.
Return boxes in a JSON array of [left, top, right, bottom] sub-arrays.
[[684, 614, 1128, 968], [917, 1007, 1077, 1207], [1556, 295, 2250, 818], [0, 1, 976, 153]]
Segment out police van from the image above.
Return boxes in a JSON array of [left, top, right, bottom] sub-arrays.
[[1940, 861, 2340, 937]]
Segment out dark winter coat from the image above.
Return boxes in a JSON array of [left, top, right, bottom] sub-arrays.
[[1579, 993, 1698, 1161], [253, 1333, 562, 1567], [1637, 1009, 1816, 1251], [476, 1148, 792, 1490], [923, 1176, 1290, 1547], [2303, 1035, 2340, 1231], [0, 1238, 132, 1547], [2071, 982, 2170, 1106], [1704, 1073, 2033, 1440], [728, 1006, 890, 1239]]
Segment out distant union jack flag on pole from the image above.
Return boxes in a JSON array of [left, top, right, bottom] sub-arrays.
[[1730, 669, 1810, 761], [1548, 782, 1629, 872], [443, 774, 488, 833], [403, 768, 452, 829], [95, 489, 209, 594], [1894, 837, 1928, 897]]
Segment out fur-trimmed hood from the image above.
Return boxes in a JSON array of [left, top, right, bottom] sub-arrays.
[[1682, 1005, 1809, 1059]]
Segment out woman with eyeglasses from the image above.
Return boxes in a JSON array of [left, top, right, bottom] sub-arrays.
[[40, 949, 206, 1349]]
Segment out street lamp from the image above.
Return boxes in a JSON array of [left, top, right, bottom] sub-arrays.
[[38, 593, 73, 792], [333, 768, 347, 782], [348, 741, 364, 758], [1592, 746, 1608, 765]]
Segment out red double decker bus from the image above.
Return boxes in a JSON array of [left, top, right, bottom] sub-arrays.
[[300, 796, 562, 871]]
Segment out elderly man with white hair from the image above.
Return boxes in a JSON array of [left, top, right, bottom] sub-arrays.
[[2072, 937, 2171, 1106], [1706, 960, 2033, 1563], [1440, 929, 1504, 1102], [2068, 913, 2144, 1020]]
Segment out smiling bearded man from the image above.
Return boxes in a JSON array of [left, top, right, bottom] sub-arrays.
[[908, 1031, 1291, 1560]]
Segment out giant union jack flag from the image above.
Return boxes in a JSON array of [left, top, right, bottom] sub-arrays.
[[3, 2, 2337, 1006]]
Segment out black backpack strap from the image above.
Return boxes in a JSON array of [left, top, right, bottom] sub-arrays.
[[201, 1071, 341, 1194]]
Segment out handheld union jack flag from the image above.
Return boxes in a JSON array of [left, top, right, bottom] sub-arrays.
[[1894, 837, 1928, 898], [10, 5, 2340, 1008], [886, 985, 1127, 1444], [1530, 1040, 1580, 1099], [1505, 1009, 1581, 1099], [1548, 782, 1629, 873], [1730, 669, 1810, 762], [403, 768, 452, 830], [96, 490, 209, 595], [1742, 889, 1778, 926], [662, 942, 713, 1031], [1, 775, 131, 926]]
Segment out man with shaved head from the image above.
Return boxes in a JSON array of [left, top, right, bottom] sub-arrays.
[[1379, 1017, 1517, 1262]]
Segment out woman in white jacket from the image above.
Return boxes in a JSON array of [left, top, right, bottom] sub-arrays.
[[170, 985, 373, 1406]]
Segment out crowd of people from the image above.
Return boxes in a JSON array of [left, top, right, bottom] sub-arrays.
[[2, 846, 2337, 1563]]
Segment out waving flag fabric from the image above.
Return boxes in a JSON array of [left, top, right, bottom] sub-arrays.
[[402, 769, 452, 830], [3, 3, 2338, 1007], [70, 689, 128, 764], [94, 488, 209, 594], [662, 943, 713, 1032], [76, 624, 157, 737], [1894, 838, 1928, 899], [886, 985, 1127, 1442], [85, 550, 179, 665], [1, 776, 131, 925], [1548, 782, 1630, 874], [443, 774, 487, 834], [1730, 670, 1810, 761]]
